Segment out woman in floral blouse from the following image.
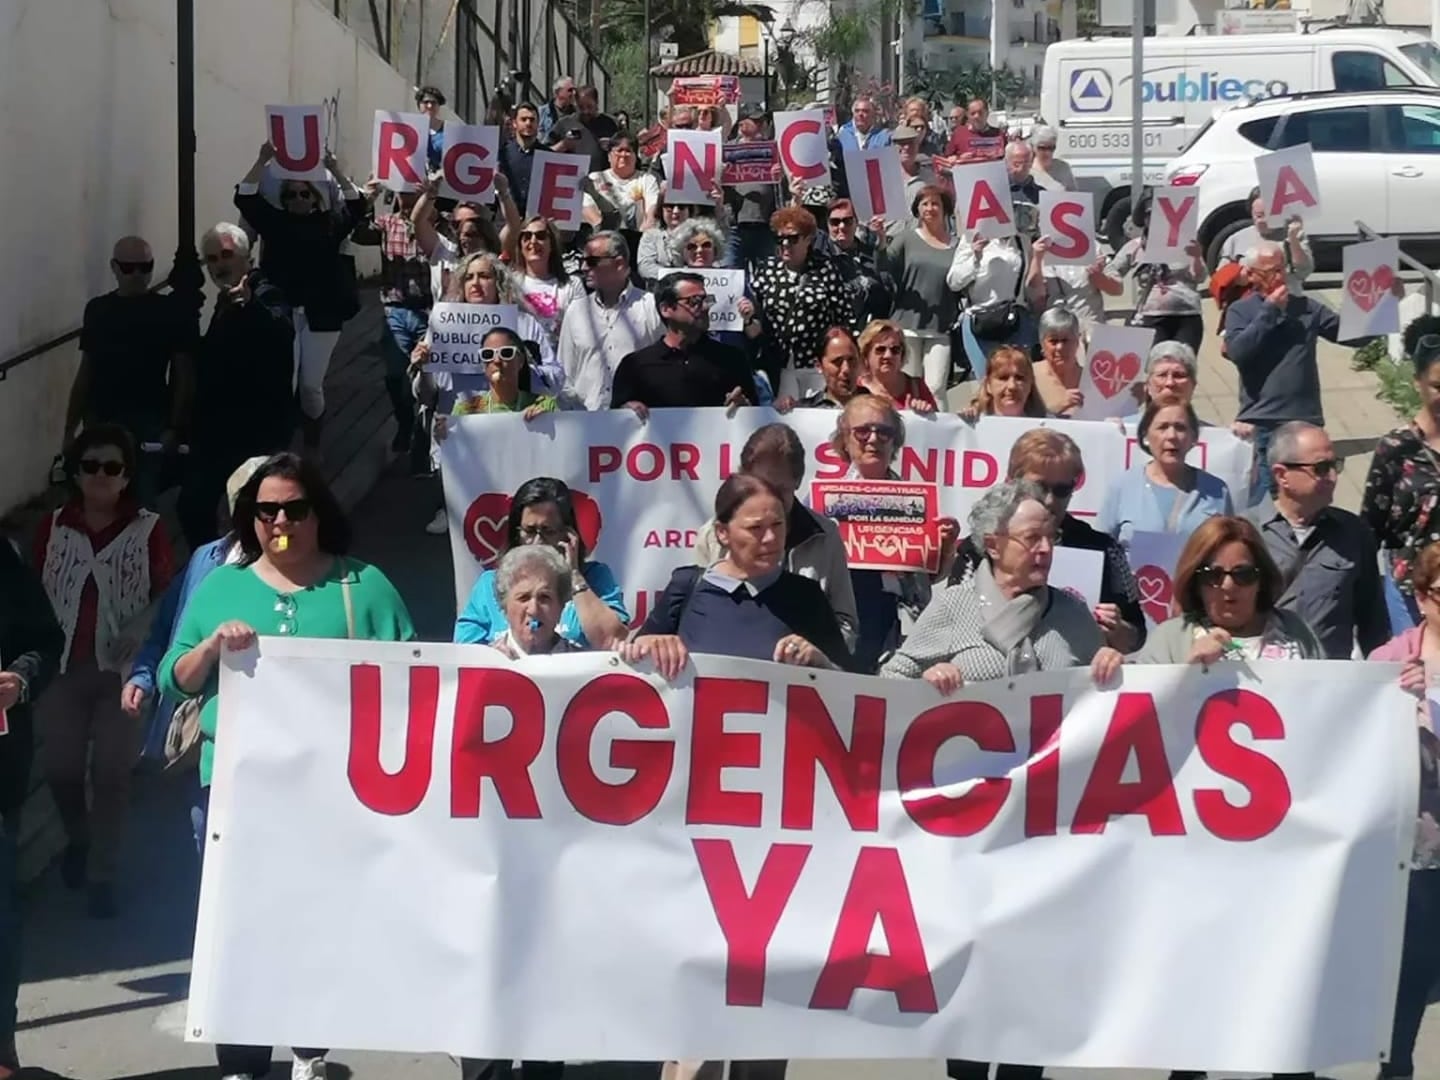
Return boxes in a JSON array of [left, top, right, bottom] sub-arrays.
[[1361, 318, 1440, 632], [751, 206, 854, 401]]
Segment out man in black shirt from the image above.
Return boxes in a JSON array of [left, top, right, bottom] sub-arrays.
[[612, 272, 752, 417], [577, 85, 619, 172], [500, 102, 542, 212], [64, 236, 196, 503]]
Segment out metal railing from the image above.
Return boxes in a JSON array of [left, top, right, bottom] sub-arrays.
[[0, 280, 171, 384], [1357, 220, 1439, 311]]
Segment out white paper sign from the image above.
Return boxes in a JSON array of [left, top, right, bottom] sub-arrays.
[[427, 302, 519, 367], [951, 161, 1015, 239], [1255, 144, 1321, 223], [371, 110, 429, 193], [773, 110, 830, 186], [665, 129, 724, 204], [1039, 190, 1097, 265], [266, 105, 328, 182], [695, 269, 746, 330], [526, 151, 591, 230], [439, 121, 501, 202], [1049, 546, 1104, 609], [1340, 238, 1401, 341], [1075, 324, 1156, 421], [1142, 186, 1199, 265], [843, 147, 910, 224], [1126, 528, 1188, 628]]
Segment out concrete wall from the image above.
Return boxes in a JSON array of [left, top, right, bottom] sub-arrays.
[[0, 0, 413, 518]]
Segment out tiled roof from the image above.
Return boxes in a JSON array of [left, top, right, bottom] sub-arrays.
[[651, 50, 767, 77]]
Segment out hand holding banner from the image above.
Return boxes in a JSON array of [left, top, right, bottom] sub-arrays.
[[1142, 186, 1199, 265], [843, 147, 910, 224], [1075, 324, 1155, 421], [440, 122, 501, 201], [526, 152, 591, 230], [266, 105, 328, 181], [372, 110, 429, 192], [427, 303, 519, 367], [1340, 237, 1402, 341], [1039, 190, 1097, 265], [951, 161, 1015, 238], [665, 129, 724, 205], [774, 110, 830, 186], [1256, 144, 1321, 223]]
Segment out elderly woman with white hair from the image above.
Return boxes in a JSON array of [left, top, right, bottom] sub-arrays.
[[674, 218, 766, 382], [1029, 125, 1076, 191], [1033, 305, 1085, 416], [483, 545, 588, 658], [1120, 339, 1202, 428], [881, 480, 1121, 690]]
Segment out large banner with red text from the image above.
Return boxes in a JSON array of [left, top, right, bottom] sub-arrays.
[[437, 410, 1254, 619], [188, 639, 1411, 1067]]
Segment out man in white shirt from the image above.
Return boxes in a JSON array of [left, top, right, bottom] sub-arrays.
[[557, 231, 663, 409]]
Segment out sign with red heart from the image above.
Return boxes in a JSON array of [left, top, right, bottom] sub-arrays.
[[1339, 237, 1401, 341], [1134, 563, 1174, 626], [1089, 350, 1142, 399], [1075, 323, 1155, 422], [460, 490, 604, 568]]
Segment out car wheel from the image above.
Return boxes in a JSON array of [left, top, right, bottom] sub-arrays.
[[1103, 196, 1132, 252], [1205, 217, 1252, 274]]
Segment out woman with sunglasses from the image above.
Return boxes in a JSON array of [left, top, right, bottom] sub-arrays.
[[750, 207, 853, 400], [857, 319, 937, 412], [33, 424, 174, 919], [1029, 126, 1076, 192], [637, 194, 699, 284], [1132, 516, 1322, 664], [503, 216, 585, 347], [235, 142, 366, 451], [158, 453, 413, 1080], [959, 344, 1046, 420], [451, 328, 557, 419], [456, 477, 630, 650]]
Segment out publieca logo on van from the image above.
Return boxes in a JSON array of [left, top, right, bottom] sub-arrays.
[[1069, 66, 1289, 112]]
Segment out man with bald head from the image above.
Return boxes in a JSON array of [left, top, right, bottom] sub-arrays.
[[64, 236, 195, 504]]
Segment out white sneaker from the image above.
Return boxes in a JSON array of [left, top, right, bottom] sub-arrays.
[[292, 1056, 327, 1080], [425, 507, 449, 535]]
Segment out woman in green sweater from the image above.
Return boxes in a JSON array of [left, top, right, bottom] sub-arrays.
[[158, 452, 413, 1080]]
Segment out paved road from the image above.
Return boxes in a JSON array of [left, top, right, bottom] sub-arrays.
[[11, 282, 1420, 1077]]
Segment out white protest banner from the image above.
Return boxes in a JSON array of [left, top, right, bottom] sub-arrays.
[[526, 151, 590, 230], [774, 110, 830, 185], [1127, 529, 1188, 627], [1256, 144, 1321, 223], [665, 129, 724, 204], [265, 105, 328, 181], [843, 147, 909, 224], [1142, 186, 1199, 265], [694, 268, 746, 330], [440, 121, 500, 202], [371, 110, 429, 193], [426, 303, 518, 367], [951, 160, 1015, 239], [1039, 190, 1097, 266], [191, 639, 1413, 1067], [439, 410, 1252, 620], [1075, 324, 1155, 422], [1049, 545, 1104, 609], [1341, 238, 1402, 341]]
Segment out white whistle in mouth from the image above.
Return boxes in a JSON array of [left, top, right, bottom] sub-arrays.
[[276, 535, 289, 552]]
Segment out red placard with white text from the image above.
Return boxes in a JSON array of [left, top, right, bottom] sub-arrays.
[[843, 147, 910, 224], [774, 110, 830, 186], [722, 141, 778, 185], [372, 110, 429, 193], [1039, 190, 1097, 265], [810, 479, 941, 572], [951, 161, 1015, 238], [670, 75, 742, 106], [526, 151, 591, 230], [440, 122, 501, 202], [1255, 144, 1321, 224], [266, 105, 328, 181], [1142, 186, 1199, 266]]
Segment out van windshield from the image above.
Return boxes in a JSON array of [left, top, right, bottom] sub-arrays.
[[1401, 40, 1440, 85]]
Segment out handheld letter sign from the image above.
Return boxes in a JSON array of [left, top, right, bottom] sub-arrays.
[[1048, 546, 1104, 610], [526, 152, 590, 230], [843, 147, 909, 224], [1340, 237, 1402, 341], [372, 110, 429, 192], [1126, 530, 1187, 627], [266, 105, 327, 181], [440, 122, 500, 202], [1142, 186, 1199, 265], [774, 110, 830, 185], [694, 269, 746, 330], [1039, 190, 1097, 265], [665, 129, 723, 205], [951, 161, 1015, 238], [1256, 144, 1321, 223], [428, 303, 519, 367], [1075, 323, 1155, 421]]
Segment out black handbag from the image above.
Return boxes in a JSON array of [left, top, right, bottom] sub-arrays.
[[966, 300, 1024, 339]]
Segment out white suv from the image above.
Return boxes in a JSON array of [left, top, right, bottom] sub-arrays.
[[1165, 87, 1440, 270]]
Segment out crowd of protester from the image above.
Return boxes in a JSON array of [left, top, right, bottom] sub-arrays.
[[2, 79, 1438, 1080]]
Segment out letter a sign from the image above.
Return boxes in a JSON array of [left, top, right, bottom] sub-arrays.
[[951, 161, 1015, 238], [266, 105, 328, 182], [1255, 143, 1322, 224]]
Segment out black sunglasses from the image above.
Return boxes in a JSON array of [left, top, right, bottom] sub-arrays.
[[584, 254, 616, 267], [685, 241, 715, 252], [280, 188, 315, 203], [774, 232, 805, 246], [1281, 458, 1342, 478], [255, 498, 313, 523], [1040, 481, 1077, 500], [828, 216, 856, 227], [79, 459, 125, 477], [114, 259, 154, 274], [480, 345, 521, 364], [519, 230, 550, 242], [851, 423, 897, 442], [1197, 564, 1261, 588]]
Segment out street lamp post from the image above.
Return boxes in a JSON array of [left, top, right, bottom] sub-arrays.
[[171, 0, 206, 335]]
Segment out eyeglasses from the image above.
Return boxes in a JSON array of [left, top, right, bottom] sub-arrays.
[[1039, 481, 1077, 500], [1197, 564, 1261, 588], [1281, 458, 1343, 478], [520, 230, 550, 243], [114, 259, 154, 274], [685, 241, 715, 253], [79, 459, 125, 477], [418, 98, 441, 108], [280, 188, 315, 203], [1035, 144, 1057, 151], [675, 294, 716, 310], [1006, 529, 1057, 551], [774, 232, 805, 246], [828, 216, 856, 227], [255, 498, 313, 523], [519, 524, 565, 543], [584, 254, 616, 267], [274, 593, 298, 636], [480, 345, 521, 364], [850, 423, 897, 443], [870, 343, 903, 356]]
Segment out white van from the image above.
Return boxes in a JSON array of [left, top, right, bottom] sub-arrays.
[[1039, 28, 1440, 244]]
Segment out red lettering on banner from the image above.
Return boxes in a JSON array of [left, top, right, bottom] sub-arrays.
[[1024, 693, 1064, 837], [644, 529, 701, 549], [694, 838, 811, 1006], [720, 443, 738, 479], [1047, 200, 1091, 261], [674, 442, 701, 480], [451, 667, 544, 819], [589, 444, 621, 481], [378, 121, 424, 186], [964, 181, 1010, 233], [1270, 165, 1316, 218], [1193, 689, 1292, 840], [627, 588, 665, 628], [900, 447, 937, 483], [269, 113, 322, 174], [673, 140, 717, 195], [536, 159, 584, 221], [813, 443, 848, 479], [443, 139, 495, 196], [1072, 693, 1184, 835], [965, 452, 999, 488], [863, 157, 888, 217], [631, 444, 665, 482], [1156, 193, 1194, 248], [347, 663, 439, 815], [897, 701, 1014, 836], [810, 846, 938, 1013], [687, 676, 768, 827], [589, 443, 713, 483], [780, 687, 884, 832], [557, 672, 672, 825], [779, 119, 826, 182]]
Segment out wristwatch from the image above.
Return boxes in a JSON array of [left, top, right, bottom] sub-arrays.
[[572, 575, 591, 596]]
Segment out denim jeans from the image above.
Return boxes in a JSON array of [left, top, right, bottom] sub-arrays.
[[383, 305, 428, 448], [0, 819, 19, 1053], [1247, 421, 1279, 509]]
